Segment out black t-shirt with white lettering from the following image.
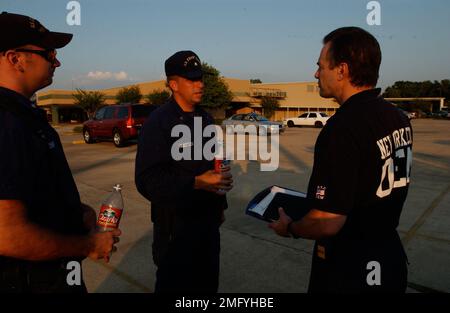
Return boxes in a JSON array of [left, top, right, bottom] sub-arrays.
[[308, 88, 412, 237], [306, 89, 412, 290]]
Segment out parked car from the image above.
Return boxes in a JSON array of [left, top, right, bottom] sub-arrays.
[[283, 111, 330, 128], [399, 109, 415, 120], [433, 110, 449, 118], [83, 104, 158, 147], [414, 110, 427, 118], [221, 113, 285, 135]]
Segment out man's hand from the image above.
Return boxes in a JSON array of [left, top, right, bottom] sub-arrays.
[[270, 208, 347, 240], [81, 203, 97, 234], [0, 200, 122, 261], [86, 228, 121, 263], [194, 165, 233, 195], [268, 207, 293, 237]]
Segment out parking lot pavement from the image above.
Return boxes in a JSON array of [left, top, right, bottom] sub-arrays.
[[59, 119, 450, 293]]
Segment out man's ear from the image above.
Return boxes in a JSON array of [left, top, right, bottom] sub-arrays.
[[4, 50, 24, 72], [4, 50, 18, 65], [337, 63, 348, 81], [168, 79, 178, 92]]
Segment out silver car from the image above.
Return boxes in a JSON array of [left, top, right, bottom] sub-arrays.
[[222, 113, 285, 135]]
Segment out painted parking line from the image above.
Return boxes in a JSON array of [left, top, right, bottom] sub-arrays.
[[72, 140, 86, 145], [402, 183, 450, 246]]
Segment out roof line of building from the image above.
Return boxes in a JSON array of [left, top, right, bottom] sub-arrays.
[[252, 81, 317, 85]]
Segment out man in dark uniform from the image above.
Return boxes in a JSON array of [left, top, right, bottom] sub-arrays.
[[270, 27, 411, 293], [135, 51, 233, 293], [0, 12, 121, 293]]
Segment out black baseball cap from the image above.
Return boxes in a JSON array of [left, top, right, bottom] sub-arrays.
[[0, 11, 73, 51], [165, 50, 203, 80]]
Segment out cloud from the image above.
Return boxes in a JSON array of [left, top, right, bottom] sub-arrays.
[[114, 71, 128, 81], [87, 71, 129, 81]]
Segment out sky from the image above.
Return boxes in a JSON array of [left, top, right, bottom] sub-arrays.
[[3, 0, 450, 92]]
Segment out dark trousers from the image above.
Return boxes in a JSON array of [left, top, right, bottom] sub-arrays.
[[0, 258, 87, 293], [153, 221, 221, 293], [308, 240, 408, 293]]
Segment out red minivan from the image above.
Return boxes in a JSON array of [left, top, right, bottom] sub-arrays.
[[83, 104, 158, 147]]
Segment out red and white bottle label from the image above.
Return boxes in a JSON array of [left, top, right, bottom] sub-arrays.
[[214, 158, 230, 173], [97, 205, 122, 229]]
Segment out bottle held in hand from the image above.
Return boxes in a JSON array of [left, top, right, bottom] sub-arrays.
[[214, 157, 230, 173], [214, 140, 230, 173], [214, 140, 231, 194], [97, 184, 124, 232]]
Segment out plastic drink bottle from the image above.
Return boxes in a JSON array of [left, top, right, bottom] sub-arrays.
[[214, 141, 231, 194], [97, 184, 124, 232], [214, 140, 230, 173]]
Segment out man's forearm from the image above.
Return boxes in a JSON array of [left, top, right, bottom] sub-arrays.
[[0, 222, 90, 261], [290, 217, 330, 240], [290, 209, 346, 240]]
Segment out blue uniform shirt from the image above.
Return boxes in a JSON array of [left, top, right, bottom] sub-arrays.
[[0, 87, 86, 235], [135, 97, 227, 224]]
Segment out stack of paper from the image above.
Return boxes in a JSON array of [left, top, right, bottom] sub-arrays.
[[246, 186, 311, 222]]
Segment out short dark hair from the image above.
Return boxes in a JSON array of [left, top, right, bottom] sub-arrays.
[[323, 27, 381, 87]]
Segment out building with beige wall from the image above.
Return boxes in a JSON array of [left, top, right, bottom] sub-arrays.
[[245, 81, 338, 121], [37, 78, 339, 123]]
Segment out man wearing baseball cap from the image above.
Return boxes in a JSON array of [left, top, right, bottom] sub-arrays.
[[0, 12, 121, 293], [136, 51, 233, 293]]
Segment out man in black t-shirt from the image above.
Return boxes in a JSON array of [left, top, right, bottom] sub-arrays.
[[270, 27, 411, 293]]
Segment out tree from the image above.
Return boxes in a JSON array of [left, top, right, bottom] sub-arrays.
[[383, 79, 450, 111], [250, 78, 262, 84], [115, 85, 142, 104], [260, 96, 279, 119], [72, 88, 105, 118], [383, 80, 450, 98], [439, 79, 450, 106], [146, 89, 170, 105], [201, 63, 233, 109]]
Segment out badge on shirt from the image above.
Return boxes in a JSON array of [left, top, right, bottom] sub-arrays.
[[38, 130, 56, 149], [317, 245, 326, 259], [315, 186, 326, 200]]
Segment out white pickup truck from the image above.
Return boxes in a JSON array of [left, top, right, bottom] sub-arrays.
[[283, 112, 330, 128]]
